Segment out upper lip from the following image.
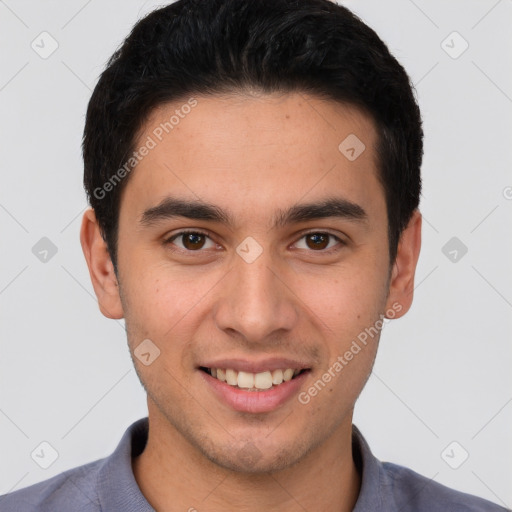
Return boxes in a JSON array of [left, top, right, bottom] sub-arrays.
[[198, 358, 312, 374]]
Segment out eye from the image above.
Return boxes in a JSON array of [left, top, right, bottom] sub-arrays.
[[294, 232, 344, 251], [164, 230, 345, 254], [165, 231, 217, 251]]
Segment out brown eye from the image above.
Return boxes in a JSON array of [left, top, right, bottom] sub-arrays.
[[167, 231, 216, 251], [294, 232, 343, 252], [305, 233, 330, 250], [181, 232, 206, 250]]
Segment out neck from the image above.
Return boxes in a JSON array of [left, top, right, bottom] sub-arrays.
[[133, 403, 361, 512]]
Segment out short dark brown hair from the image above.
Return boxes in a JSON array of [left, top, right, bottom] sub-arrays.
[[83, 0, 423, 271]]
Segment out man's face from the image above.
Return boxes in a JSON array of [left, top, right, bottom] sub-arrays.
[[115, 92, 396, 472]]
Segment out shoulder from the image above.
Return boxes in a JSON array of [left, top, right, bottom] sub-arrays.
[[0, 418, 150, 512], [382, 461, 510, 512], [351, 425, 509, 512], [0, 458, 104, 512]]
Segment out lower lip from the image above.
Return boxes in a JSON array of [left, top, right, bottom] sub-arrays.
[[199, 370, 309, 413]]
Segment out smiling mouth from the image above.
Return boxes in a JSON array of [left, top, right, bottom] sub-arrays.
[[199, 367, 309, 391]]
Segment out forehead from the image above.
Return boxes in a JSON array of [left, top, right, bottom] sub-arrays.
[[121, 92, 384, 224]]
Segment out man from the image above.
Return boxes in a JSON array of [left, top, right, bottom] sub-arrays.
[[1, 0, 507, 510]]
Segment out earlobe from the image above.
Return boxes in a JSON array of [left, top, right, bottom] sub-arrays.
[[79, 208, 124, 319], [385, 210, 422, 318]]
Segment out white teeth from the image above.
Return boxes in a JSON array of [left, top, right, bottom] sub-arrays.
[[271, 369, 284, 385], [208, 367, 302, 389], [254, 371, 273, 389], [226, 369, 238, 386], [283, 369, 294, 381], [237, 371, 254, 389]]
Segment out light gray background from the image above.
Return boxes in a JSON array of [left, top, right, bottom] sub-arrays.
[[1, 0, 511, 507]]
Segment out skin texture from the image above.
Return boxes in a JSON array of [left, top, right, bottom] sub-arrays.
[[80, 92, 422, 511]]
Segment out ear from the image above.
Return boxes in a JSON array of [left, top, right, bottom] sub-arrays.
[[384, 209, 422, 318], [80, 208, 124, 319]]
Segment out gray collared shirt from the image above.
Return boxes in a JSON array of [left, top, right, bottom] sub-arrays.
[[0, 417, 508, 511]]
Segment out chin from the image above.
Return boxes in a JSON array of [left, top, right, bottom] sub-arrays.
[[203, 445, 305, 474], [196, 431, 317, 475]]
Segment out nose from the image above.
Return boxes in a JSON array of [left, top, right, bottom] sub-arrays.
[[213, 248, 299, 344]]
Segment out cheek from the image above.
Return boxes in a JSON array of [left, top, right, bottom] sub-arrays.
[[298, 279, 383, 416], [119, 258, 220, 350], [294, 256, 388, 331], [292, 258, 388, 401], [120, 268, 204, 390]]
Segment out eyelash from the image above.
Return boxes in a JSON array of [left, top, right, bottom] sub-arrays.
[[163, 229, 346, 254]]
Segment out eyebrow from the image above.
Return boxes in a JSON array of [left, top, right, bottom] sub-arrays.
[[139, 196, 368, 230]]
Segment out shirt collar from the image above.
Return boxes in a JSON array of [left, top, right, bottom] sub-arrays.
[[351, 423, 388, 510], [97, 417, 154, 511], [95, 417, 389, 510]]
